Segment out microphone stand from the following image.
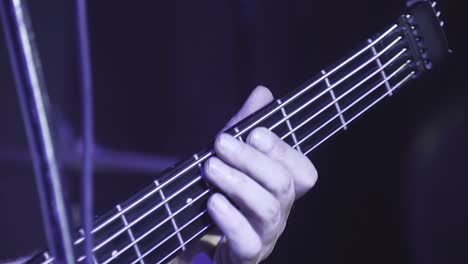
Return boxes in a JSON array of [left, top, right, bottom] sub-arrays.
[[0, 0, 76, 262]]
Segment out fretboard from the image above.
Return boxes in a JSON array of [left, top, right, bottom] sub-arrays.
[[29, 2, 450, 263]]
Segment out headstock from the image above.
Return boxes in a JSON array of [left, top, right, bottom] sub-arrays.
[[400, 0, 450, 74]]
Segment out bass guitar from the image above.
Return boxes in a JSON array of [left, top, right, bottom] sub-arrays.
[[29, 1, 450, 263]]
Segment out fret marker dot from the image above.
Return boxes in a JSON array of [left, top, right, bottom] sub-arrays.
[[186, 198, 193, 204], [112, 250, 118, 257]]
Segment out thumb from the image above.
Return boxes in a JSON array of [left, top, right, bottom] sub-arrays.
[[223, 86, 274, 130]]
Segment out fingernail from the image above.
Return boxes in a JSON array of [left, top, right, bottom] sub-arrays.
[[205, 157, 222, 177], [249, 128, 272, 152], [216, 133, 239, 154], [210, 193, 228, 214]]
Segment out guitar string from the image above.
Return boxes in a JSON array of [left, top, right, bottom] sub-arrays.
[[52, 29, 405, 264], [128, 211, 209, 264], [268, 35, 403, 132], [303, 70, 416, 155], [41, 25, 403, 264], [156, 224, 213, 264], [80, 32, 403, 253], [75, 51, 412, 264], [71, 24, 400, 242], [89, 176, 205, 253], [233, 24, 399, 137], [112, 62, 414, 264], [80, 188, 211, 263], [290, 59, 411, 148], [42, 44, 408, 263], [150, 68, 417, 264], [98, 188, 212, 264], [138, 67, 417, 264], [76, 63, 417, 264], [279, 48, 408, 141]]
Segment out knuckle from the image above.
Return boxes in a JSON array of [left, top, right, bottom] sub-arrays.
[[224, 173, 251, 200], [229, 170, 247, 189], [273, 139, 288, 158], [263, 199, 282, 226], [272, 167, 294, 196]]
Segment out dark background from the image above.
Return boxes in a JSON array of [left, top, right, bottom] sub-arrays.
[[0, 0, 467, 263]]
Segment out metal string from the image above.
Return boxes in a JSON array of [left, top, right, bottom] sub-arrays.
[[292, 61, 412, 149], [40, 64, 415, 264], [303, 70, 416, 155], [72, 24, 399, 242], [155, 224, 212, 264], [76, 151, 213, 243], [234, 24, 399, 137], [91, 49, 413, 264], [78, 188, 211, 262], [128, 210, 209, 264], [279, 48, 408, 141], [42, 24, 403, 264], [99, 192, 211, 264], [269, 35, 403, 132], [126, 63, 416, 264], [89, 176, 205, 253], [88, 35, 402, 251]]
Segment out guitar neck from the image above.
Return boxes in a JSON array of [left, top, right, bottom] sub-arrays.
[[29, 1, 450, 264]]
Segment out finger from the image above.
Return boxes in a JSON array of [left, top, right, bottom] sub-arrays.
[[224, 86, 274, 130], [207, 193, 262, 263], [247, 127, 318, 198], [214, 133, 294, 202], [204, 157, 282, 242]]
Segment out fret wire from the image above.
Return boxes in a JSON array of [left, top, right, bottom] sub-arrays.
[[100, 189, 212, 264], [321, 69, 348, 130], [38, 24, 403, 264], [119, 63, 411, 264], [42, 257, 53, 264], [154, 180, 186, 251], [156, 224, 213, 264], [76, 229, 99, 263], [293, 60, 411, 149], [268, 35, 403, 132], [368, 38, 393, 96], [233, 127, 244, 142], [83, 151, 213, 241], [278, 99, 302, 153], [41, 252, 53, 264], [116, 204, 144, 264], [87, 37, 404, 260], [91, 176, 204, 253], [130, 210, 208, 264], [280, 48, 408, 141], [73, 25, 399, 246], [80, 34, 404, 257], [303, 71, 416, 155], [42, 56, 411, 264], [234, 24, 399, 138], [82, 57, 413, 264]]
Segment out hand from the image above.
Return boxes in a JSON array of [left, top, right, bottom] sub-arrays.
[[202, 86, 318, 263]]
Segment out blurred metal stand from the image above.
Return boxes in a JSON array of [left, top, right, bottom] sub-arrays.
[[0, 0, 76, 262]]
